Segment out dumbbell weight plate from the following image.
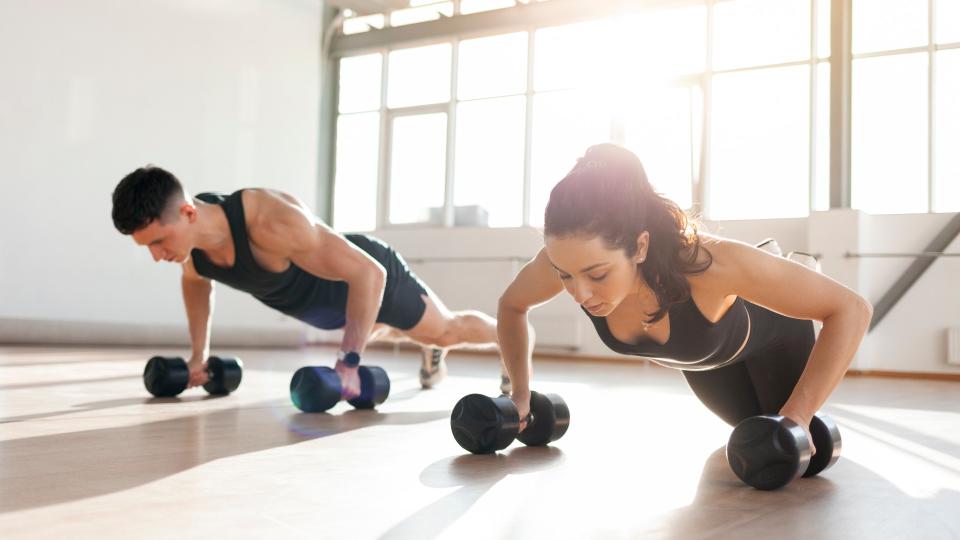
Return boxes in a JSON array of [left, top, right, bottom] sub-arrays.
[[290, 366, 343, 412], [347, 366, 391, 409], [516, 391, 570, 447], [450, 394, 520, 454], [143, 356, 189, 398], [802, 414, 842, 478], [726, 415, 811, 490], [203, 356, 244, 395]]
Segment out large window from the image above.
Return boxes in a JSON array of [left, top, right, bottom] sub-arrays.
[[850, 0, 960, 213], [331, 0, 955, 230]]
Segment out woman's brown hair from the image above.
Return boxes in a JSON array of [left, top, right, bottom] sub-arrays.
[[543, 143, 712, 324]]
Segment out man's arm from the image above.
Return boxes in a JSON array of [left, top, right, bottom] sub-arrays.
[[182, 258, 215, 387], [250, 191, 387, 358]]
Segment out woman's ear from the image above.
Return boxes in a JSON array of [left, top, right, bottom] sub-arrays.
[[633, 231, 650, 264]]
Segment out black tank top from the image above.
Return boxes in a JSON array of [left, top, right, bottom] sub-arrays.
[[584, 295, 808, 371], [190, 190, 351, 329]]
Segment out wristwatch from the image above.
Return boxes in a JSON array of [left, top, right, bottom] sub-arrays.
[[337, 350, 361, 367]]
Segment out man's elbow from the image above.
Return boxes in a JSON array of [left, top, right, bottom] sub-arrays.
[[367, 262, 387, 290]]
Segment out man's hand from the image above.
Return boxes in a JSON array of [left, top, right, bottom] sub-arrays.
[[187, 356, 209, 388], [335, 359, 361, 400]]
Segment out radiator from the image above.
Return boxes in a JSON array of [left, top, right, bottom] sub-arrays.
[[949, 327, 960, 366]]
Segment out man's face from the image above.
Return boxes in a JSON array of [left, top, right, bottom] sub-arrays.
[[131, 206, 194, 264]]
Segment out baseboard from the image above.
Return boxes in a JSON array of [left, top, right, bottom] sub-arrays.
[[845, 369, 960, 382], [0, 318, 305, 348]]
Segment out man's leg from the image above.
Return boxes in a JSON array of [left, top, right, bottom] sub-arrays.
[[398, 286, 509, 391]]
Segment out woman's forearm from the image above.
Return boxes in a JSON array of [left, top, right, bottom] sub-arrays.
[[780, 299, 873, 423], [497, 304, 533, 397]]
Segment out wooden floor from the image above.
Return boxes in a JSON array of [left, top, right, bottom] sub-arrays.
[[0, 345, 958, 539]]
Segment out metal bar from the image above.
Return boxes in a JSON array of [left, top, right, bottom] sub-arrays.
[[928, 0, 936, 213], [808, 0, 818, 214], [846, 252, 960, 258], [830, 0, 852, 209], [445, 39, 459, 228], [522, 27, 535, 226], [403, 256, 531, 264], [319, 6, 342, 224], [869, 212, 960, 331]]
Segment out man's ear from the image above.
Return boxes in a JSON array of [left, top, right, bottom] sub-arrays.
[[181, 201, 198, 224], [633, 231, 650, 264]]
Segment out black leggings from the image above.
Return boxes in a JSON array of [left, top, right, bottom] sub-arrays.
[[682, 310, 816, 427]]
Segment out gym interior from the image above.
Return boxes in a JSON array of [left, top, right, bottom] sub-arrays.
[[1, 1, 958, 538]]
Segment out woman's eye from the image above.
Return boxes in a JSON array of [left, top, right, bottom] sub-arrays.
[[590, 274, 607, 282], [559, 274, 572, 281]]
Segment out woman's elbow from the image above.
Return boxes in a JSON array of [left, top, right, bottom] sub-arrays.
[[853, 294, 873, 328], [498, 293, 528, 317]]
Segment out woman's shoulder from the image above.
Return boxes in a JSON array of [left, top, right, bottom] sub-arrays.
[[683, 232, 749, 288]]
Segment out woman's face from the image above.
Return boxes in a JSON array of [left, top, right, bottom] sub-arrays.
[[544, 232, 648, 317]]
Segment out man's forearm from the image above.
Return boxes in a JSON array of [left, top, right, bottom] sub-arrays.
[[341, 270, 385, 355], [182, 278, 214, 360]]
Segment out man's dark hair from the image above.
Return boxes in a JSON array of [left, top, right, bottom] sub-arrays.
[[111, 165, 185, 234]]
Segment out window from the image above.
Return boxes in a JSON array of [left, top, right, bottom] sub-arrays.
[[338, 54, 381, 114], [852, 0, 927, 54], [937, 0, 960, 44], [387, 44, 452, 108], [529, 90, 611, 227], [332, 1, 837, 227], [333, 113, 380, 231], [455, 97, 526, 227], [710, 65, 811, 219], [460, 0, 515, 15], [457, 32, 527, 100], [852, 54, 928, 214], [621, 86, 698, 211], [388, 113, 448, 224], [934, 49, 960, 212], [713, 0, 810, 70]]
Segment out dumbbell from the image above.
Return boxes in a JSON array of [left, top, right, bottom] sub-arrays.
[[289, 365, 391, 412], [726, 412, 842, 490], [450, 391, 570, 454], [143, 356, 243, 397]]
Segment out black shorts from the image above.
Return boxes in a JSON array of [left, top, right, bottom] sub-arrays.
[[345, 234, 428, 331]]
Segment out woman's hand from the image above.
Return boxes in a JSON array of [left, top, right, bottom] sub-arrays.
[[512, 390, 531, 432], [781, 410, 816, 457]]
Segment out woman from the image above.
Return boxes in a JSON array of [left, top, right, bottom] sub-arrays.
[[498, 144, 872, 454]]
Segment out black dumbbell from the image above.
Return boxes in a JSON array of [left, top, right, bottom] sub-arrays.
[[726, 412, 842, 490], [143, 356, 243, 398], [450, 391, 570, 454], [289, 365, 391, 412]]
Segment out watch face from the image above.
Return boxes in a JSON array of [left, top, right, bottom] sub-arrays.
[[343, 351, 361, 367]]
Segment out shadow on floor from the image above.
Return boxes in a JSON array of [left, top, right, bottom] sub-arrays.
[[379, 446, 565, 539], [0, 401, 448, 514]]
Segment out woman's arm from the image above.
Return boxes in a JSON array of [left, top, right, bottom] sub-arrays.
[[710, 238, 873, 432], [498, 248, 565, 426]]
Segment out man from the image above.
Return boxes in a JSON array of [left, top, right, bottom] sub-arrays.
[[111, 166, 509, 398]]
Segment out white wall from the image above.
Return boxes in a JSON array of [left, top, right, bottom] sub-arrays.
[[374, 212, 959, 375], [0, 0, 323, 345], [858, 212, 960, 374]]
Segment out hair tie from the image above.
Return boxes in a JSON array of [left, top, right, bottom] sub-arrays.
[[583, 160, 606, 170]]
